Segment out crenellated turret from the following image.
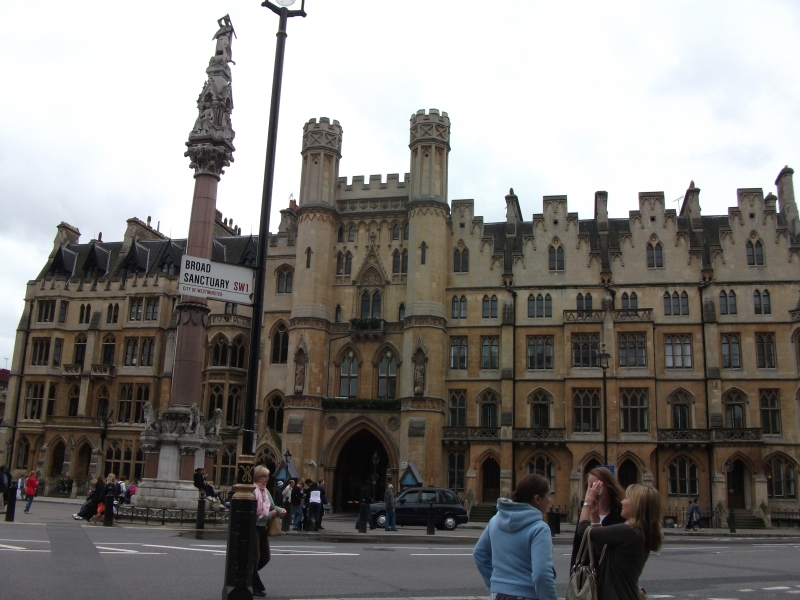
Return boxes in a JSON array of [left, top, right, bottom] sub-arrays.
[[409, 109, 450, 204], [299, 117, 343, 207]]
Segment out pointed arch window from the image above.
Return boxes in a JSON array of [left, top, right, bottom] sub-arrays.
[[452, 296, 459, 319], [46, 383, 56, 416], [271, 324, 288, 364], [721, 334, 741, 369], [360, 291, 381, 318], [208, 384, 224, 416], [266, 394, 284, 432], [621, 292, 638, 311], [403, 223, 409, 240], [668, 457, 699, 496], [96, 386, 109, 419], [73, 334, 87, 366], [102, 334, 116, 366], [720, 290, 729, 315], [647, 242, 664, 268], [219, 445, 237, 487], [453, 248, 469, 272], [118, 383, 133, 422], [420, 242, 427, 265], [398, 303, 405, 321], [336, 253, 344, 275], [530, 391, 551, 428], [548, 245, 565, 271], [107, 304, 114, 324], [448, 451, 465, 492], [452, 296, 467, 319], [481, 337, 499, 370], [449, 390, 466, 426], [68, 385, 80, 417], [401, 250, 408, 274], [230, 336, 246, 369], [161, 256, 177, 275], [212, 336, 229, 367], [377, 350, 398, 399], [527, 454, 555, 490], [754, 289, 771, 315], [339, 350, 358, 398], [527, 336, 554, 370], [344, 252, 352, 275], [450, 337, 467, 370], [348, 226, 355, 243], [392, 250, 401, 274], [670, 391, 691, 429], [335, 305, 342, 323], [479, 391, 499, 427], [305, 247, 312, 268], [15, 438, 30, 470], [760, 389, 781, 434], [392, 224, 400, 240], [765, 456, 796, 499], [277, 268, 293, 293], [746, 239, 764, 265], [724, 390, 745, 428], [337, 226, 344, 243], [482, 295, 490, 318], [226, 385, 242, 427]]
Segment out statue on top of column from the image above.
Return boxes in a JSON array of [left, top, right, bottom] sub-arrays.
[[186, 15, 236, 178]]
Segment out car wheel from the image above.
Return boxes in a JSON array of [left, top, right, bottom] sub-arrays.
[[375, 512, 386, 528], [443, 515, 458, 531]]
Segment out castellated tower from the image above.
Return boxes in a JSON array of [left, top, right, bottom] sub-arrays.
[[402, 109, 451, 485]]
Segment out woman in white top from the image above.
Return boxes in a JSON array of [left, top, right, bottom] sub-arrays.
[[253, 465, 286, 597]]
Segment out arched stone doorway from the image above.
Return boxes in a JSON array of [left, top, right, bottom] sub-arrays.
[[618, 459, 639, 489], [482, 457, 500, 502], [728, 459, 747, 509], [49, 440, 66, 477], [72, 443, 92, 479], [334, 429, 389, 512]]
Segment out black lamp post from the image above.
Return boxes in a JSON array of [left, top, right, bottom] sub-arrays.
[[223, 2, 306, 599], [598, 346, 610, 464]]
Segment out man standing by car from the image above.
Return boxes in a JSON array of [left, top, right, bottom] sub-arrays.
[[384, 484, 397, 531]]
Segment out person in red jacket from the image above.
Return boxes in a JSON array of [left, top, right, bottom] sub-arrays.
[[24, 471, 39, 513]]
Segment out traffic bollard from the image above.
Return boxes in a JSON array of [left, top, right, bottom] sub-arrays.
[[728, 511, 736, 533], [427, 500, 435, 535], [103, 488, 115, 527], [4, 483, 17, 522], [196, 490, 206, 530], [358, 501, 368, 533]]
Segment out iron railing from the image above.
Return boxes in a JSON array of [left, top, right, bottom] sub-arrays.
[[513, 428, 566, 442], [712, 428, 763, 443], [770, 510, 800, 528], [657, 429, 712, 443], [115, 504, 230, 525], [442, 427, 500, 441]]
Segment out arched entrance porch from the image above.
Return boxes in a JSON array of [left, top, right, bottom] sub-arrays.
[[333, 430, 389, 512], [618, 459, 639, 489], [72, 443, 92, 480]]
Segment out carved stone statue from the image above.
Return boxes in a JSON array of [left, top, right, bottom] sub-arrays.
[[206, 408, 223, 436], [413, 350, 426, 396], [210, 15, 235, 68], [294, 360, 306, 395], [187, 403, 200, 433], [143, 401, 159, 432]]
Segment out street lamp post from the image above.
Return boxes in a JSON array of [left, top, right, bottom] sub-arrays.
[[598, 347, 610, 464], [371, 451, 379, 499], [222, 2, 306, 599]]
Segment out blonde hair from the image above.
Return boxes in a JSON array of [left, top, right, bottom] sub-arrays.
[[625, 484, 663, 552], [254, 465, 270, 480], [106, 473, 117, 484]]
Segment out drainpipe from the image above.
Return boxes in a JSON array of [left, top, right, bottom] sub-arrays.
[[698, 283, 714, 512], [510, 289, 517, 491]]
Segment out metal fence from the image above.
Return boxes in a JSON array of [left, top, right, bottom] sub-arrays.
[[115, 504, 229, 526], [771, 510, 800, 528], [662, 508, 722, 529]]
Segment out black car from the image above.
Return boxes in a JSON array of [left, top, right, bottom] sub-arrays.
[[370, 487, 468, 530]]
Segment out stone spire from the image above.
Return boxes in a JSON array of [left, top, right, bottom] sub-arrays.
[[184, 15, 236, 179]]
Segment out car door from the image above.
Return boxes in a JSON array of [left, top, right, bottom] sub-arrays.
[[418, 489, 439, 525], [395, 490, 418, 525]]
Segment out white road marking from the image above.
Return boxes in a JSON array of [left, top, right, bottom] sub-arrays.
[[647, 596, 674, 599], [141, 544, 226, 554], [0, 543, 28, 550], [784, 591, 800, 595], [0, 539, 48, 544], [763, 587, 791, 591], [737, 590, 754, 592], [409, 553, 475, 556]]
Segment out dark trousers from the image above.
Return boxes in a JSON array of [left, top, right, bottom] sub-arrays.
[[253, 526, 271, 592], [307, 503, 321, 531]]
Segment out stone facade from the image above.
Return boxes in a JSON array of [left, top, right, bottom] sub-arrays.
[[2, 109, 799, 523]]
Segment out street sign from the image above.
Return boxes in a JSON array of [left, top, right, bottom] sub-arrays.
[[599, 465, 615, 475], [179, 255, 254, 304]]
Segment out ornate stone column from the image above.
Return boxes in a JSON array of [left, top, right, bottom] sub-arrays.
[[135, 16, 235, 509]]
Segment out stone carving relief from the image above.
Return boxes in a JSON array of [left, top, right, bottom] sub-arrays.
[[325, 416, 339, 430], [387, 416, 400, 431], [143, 401, 159, 432], [413, 349, 426, 396], [294, 359, 306, 395], [206, 408, 223, 436]]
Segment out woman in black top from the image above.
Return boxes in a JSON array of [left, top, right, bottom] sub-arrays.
[[575, 483, 663, 600], [570, 467, 626, 569]]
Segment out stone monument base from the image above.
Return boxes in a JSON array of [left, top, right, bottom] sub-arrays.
[[132, 478, 201, 510]]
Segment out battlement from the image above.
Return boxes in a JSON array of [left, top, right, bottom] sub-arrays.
[[410, 108, 451, 147], [336, 173, 411, 203], [302, 117, 343, 155]]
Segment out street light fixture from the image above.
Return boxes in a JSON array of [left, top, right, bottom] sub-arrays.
[[598, 346, 610, 464], [371, 451, 379, 498], [224, 2, 306, 599]]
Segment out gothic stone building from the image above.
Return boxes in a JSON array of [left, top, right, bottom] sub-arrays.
[[2, 109, 799, 523]]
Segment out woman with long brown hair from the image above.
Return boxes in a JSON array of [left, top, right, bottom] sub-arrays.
[[570, 467, 626, 568], [575, 483, 663, 600]]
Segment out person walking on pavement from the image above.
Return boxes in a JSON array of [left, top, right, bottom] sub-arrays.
[[23, 471, 39, 513], [291, 478, 305, 531], [253, 465, 285, 597], [317, 479, 328, 530], [687, 497, 701, 531], [384, 484, 397, 531], [306, 479, 322, 531]]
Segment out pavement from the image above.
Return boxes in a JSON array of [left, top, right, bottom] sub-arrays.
[[9, 495, 800, 543]]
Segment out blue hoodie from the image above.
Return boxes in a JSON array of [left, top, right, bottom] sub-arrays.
[[473, 498, 557, 600]]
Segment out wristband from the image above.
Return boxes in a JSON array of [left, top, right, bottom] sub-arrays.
[[583, 502, 595, 508]]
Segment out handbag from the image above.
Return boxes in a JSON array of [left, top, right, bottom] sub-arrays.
[[566, 526, 598, 600], [267, 514, 283, 537]]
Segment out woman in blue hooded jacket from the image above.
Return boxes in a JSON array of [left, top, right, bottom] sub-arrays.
[[473, 473, 557, 600]]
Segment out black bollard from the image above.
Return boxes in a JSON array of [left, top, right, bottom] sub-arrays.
[[427, 500, 435, 535], [4, 483, 17, 522], [103, 486, 115, 527], [358, 501, 368, 533], [197, 490, 206, 530], [728, 511, 736, 533]]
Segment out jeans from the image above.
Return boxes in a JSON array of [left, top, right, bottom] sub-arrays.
[[25, 494, 34, 512], [252, 526, 271, 592], [385, 507, 396, 530], [293, 505, 303, 529], [307, 503, 321, 531]]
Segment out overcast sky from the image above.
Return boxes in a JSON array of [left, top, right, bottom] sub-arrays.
[[2, 1, 799, 366]]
